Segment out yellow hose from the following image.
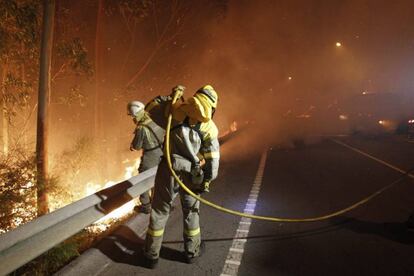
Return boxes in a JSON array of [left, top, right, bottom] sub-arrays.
[[164, 93, 409, 222]]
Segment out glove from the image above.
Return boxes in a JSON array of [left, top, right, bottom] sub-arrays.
[[194, 180, 210, 194], [172, 85, 185, 100], [191, 163, 203, 185], [191, 172, 204, 186], [190, 162, 201, 177]]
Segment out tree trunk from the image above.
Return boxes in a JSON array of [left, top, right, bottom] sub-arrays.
[[94, 0, 103, 141], [94, 0, 107, 182], [1, 67, 8, 156], [36, 0, 55, 216], [21, 43, 28, 149]]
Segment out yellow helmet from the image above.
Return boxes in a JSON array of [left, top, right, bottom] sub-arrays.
[[173, 85, 218, 124], [195, 85, 218, 109]]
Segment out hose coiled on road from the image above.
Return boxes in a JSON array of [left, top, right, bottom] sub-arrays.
[[165, 92, 413, 222]]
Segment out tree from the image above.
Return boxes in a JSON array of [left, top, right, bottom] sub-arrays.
[[36, 0, 55, 216], [123, 0, 188, 89], [0, 0, 40, 155], [0, 150, 36, 232], [94, 0, 104, 141], [0, 0, 92, 222]]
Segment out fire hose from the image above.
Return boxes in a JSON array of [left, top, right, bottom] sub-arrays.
[[164, 92, 413, 222]]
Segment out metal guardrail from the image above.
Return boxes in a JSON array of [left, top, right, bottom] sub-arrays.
[[0, 166, 157, 276], [0, 126, 245, 275]]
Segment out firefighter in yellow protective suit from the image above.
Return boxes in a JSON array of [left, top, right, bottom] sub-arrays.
[[143, 85, 220, 268]]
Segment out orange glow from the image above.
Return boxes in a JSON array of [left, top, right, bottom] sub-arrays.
[[230, 121, 238, 132], [90, 158, 141, 230]]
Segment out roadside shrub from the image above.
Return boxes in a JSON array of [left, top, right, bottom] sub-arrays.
[[0, 149, 36, 233]]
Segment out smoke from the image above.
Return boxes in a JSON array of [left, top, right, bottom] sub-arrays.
[[186, 0, 414, 152], [18, 0, 414, 195]]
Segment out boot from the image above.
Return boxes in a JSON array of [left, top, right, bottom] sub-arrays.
[[142, 256, 158, 269], [134, 203, 151, 214], [184, 241, 205, 264]]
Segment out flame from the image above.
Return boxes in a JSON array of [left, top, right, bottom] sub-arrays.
[[1, 157, 142, 234], [87, 157, 141, 232], [9, 204, 37, 232], [221, 121, 239, 137], [230, 121, 238, 132]]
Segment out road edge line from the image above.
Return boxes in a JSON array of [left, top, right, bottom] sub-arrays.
[[331, 139, 414, 179], [220, 150, 268, 276]]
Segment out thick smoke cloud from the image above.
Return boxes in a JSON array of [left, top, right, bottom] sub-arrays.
[[192, 0, 414, 153]]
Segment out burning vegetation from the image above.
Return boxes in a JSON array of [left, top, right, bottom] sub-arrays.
[[0, 0, 228, 233]]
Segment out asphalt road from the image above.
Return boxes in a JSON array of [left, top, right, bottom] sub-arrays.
[[58, 134, 414, 276]]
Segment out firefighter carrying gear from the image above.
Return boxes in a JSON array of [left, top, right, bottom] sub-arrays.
[[145, 85, 186, 129], [144, 86, 220, 263], [128, 102, 165, 212]]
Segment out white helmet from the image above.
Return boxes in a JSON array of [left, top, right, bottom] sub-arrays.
[[127, 101, 145, 117]]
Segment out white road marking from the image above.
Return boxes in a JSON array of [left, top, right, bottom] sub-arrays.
[[332, 139, 414, 179], [246, 203, 256, 208], [230, 247, 245, 253], [225, 260, 241, 266], [93, 262, 111, 276], [233, 238, 247, 243], [220, 150, 268, 276]]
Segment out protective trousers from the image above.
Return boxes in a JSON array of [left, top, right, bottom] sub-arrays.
[[139, 148, 163, 206], [144, 160, 201, 260]]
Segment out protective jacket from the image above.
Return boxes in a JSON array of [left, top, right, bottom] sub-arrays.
[[145, 95, 172, 130], [170, 119, 220, 183], [145, 94, 182, 130], [171, 85, 216, 124], [131, 115, 165, 172]]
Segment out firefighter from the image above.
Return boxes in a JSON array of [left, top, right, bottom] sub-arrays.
[[143, 85, 220, 268], [127, 101, 165, 214]]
